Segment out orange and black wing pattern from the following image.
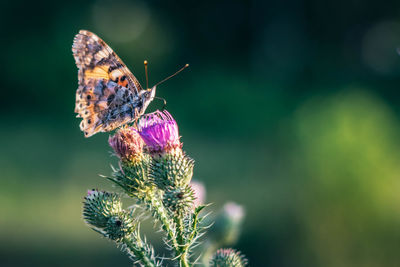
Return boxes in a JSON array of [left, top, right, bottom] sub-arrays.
[[72, 30, 144, 137]]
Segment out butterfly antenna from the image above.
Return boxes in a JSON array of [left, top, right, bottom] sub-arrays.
[[154, 64, 189, 87], [144, 60, 149, 89]]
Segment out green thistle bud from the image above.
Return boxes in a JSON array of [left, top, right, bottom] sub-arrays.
[[149, 152, 194, 189], [210, 248, 248, 267], [104, 212, 135, 241], [83, 190, 135, 241], [110, 154, 152, 197], [163, 185, 195, 216], [83, 190, 122, 228], [108, 127, 156, 196]]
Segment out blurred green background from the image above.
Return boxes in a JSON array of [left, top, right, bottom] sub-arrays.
[[2, 0, 400, 266]]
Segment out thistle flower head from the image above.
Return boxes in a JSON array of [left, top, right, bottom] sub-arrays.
[[109, 126, 144, 162], [210, 248, 248, 267], [137, 110, 181, 154]]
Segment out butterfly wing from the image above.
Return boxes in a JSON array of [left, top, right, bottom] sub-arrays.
[[72, 30, 145, 137]]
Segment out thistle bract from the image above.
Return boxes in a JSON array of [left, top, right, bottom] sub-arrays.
[[137, 110, 181, 154]]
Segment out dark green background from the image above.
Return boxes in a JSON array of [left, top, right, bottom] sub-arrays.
[[2, 0, 400, 266]]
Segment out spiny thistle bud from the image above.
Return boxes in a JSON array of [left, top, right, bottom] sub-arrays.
[[83, 190, 135, 241], [83, 190, 122, 228], [210, 248, 248, 267], [109, 155, 152, 197], [108, 126, 144, 163], [137, 110, 182, 155], [108, 127, 153, 196], [104, 212, 135, 241], [163, 185, 195, 216], [149, 152, 194, 189]]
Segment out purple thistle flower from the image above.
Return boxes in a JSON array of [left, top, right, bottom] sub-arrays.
[[137, 110, 182, 154], [108, 126, 144, 162]]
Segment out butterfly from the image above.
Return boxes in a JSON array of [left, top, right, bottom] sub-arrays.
[[72, 30, 157, 137]]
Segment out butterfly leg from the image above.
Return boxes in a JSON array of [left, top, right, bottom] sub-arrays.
[[132, 109, 140, 128]]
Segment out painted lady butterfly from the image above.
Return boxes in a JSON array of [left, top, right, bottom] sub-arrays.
[[72, 30, 156, 137]]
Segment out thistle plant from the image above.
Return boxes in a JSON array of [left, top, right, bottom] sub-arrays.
[[82, 110, 248, 266]]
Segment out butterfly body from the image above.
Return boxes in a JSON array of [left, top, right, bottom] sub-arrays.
[[72, 30, 156, 137]]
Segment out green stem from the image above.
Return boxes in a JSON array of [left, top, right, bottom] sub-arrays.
[[176, 215, 191, 267], [180, 251, 190, 267], [144, 189, 191, 266], [122, 237, 157, 267], [177, 209, 202, 267], [147, 191, 191, 266], [186, 209, 200, 248], [142, 188, 180, 252]]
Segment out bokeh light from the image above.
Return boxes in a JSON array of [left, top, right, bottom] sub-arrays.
[[92, 0, 150, 43], [362, 20, 400, 75]]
